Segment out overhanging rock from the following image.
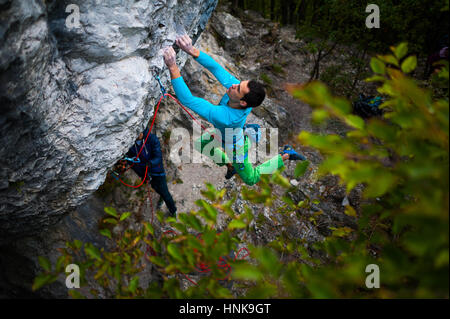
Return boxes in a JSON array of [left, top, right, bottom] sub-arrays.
[[0, 0, 217, 241]]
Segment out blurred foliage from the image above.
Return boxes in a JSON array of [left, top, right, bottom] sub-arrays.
[[230, 0, 449, 97], [260, 73, 272, 85], [34, 44, 448, 298], [270, 63, 285, 75], [287, 42, 449, 297], [231, 0, 448, 55]]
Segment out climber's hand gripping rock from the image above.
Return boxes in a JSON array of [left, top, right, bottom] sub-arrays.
[[175, 35, 200, 58], [163, 46, 181, 79], [163, 46, 177, 68]]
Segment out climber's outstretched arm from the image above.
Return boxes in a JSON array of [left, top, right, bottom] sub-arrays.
[[175, 35, 239, 89], [175, 35, 201, 59], [163, 47, 181, 80], [163, 47, 230, 127]]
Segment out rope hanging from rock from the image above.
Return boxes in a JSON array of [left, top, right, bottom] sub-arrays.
[[112, 75, 209, 189]]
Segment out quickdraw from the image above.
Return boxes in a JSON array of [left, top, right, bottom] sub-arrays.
[[155, 74, 167, 97]]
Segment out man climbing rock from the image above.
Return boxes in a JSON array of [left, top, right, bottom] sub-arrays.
[[126, 128, 177, 216], [163, 35, 305, 186]]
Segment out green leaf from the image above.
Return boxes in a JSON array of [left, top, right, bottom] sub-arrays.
[[333, 98, 351, 115], [232, 264, 263, 281], [103, 218, 118, 225], [344, 205, 357, 217], [365, 75, 386, 82], [271, 172, 291, 189], [128, 276, 139, 293], [73, 240, 83, 249], [282, 195, 295, 207], [245, 284, 278, 299], [144, 222, 154, 236], [254, 248, 281, 276], [99, 229, 112, 239], [203, 229, 217, 246], [167, 244, 183, 262], [85, 244, 102, 261], [68, 290, 86, 299], [195, 200, 218, 222], [104, 207, 118, 218], [370, 57, 386, 74], [364, 172, 396, 197], [94, 262, 109, 280], [377, 54, 399, 67], [38, 256, 52, 272], [394, 42, 408, 60], [113, 264, 120, 281], [345, 115, 365, 130], [330, 226, 353, 237], [312, 109, 329, 123], [148, 255, 166, 268], [228, 219, 247, 230], [32, 274, 54, 291], [401, 56, 417, 73], [55, 256, 66, 272], [294, 160, 310, 178], [187, 214, 203, 232], [120, 212, 132, 221], [435, 250, 449, 268]]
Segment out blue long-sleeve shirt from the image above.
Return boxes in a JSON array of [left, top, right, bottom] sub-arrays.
[[172, 51, 251, 161]]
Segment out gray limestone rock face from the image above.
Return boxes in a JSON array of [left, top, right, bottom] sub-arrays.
[[210, 11, 246, 57], [0, 0, 218, 242]]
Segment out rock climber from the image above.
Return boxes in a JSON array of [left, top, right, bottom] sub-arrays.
[[163, 34, 305, 186], [125, 128, 177, 216]]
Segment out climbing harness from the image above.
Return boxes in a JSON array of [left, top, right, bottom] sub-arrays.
[[243, 123, 261, 144]]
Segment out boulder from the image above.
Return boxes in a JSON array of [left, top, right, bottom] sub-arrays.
[[210, 11, 246, 57]]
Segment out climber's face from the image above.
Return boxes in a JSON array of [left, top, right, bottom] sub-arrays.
[[138, 133, 144, 140], [227, 80, 250, 106]]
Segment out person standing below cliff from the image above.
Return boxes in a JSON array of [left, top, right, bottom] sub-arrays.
[[162, 35, 306, 186], [125, 128, 177, 216]]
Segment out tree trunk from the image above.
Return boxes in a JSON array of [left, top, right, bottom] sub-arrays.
[[270, 0, 275, 20], [309, 49, 322, 82], [308, 41, 338, 82], [348, 46, 368, 98], [281, 0, 288, 25]]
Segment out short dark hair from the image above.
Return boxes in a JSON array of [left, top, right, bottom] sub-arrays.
[[241, 80, 265, 108]]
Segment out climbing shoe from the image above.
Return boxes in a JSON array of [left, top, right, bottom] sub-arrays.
[[281, 145, 306, 161], [225, 166, 236, 179]]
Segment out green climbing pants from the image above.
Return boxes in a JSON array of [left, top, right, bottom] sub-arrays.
[[194, 130, 285, 186]]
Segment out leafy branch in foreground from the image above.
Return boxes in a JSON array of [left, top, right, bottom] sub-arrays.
[[287, 42, 448, 298]]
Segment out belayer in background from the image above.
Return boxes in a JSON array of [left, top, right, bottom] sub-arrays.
[[126, 128, 177, 217]]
